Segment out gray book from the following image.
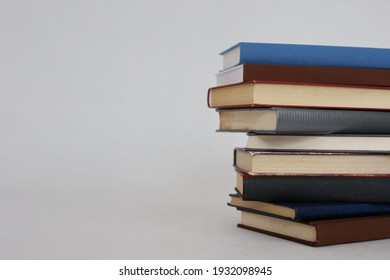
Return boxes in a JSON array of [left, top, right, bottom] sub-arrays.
[[217, 107, 390, 134]]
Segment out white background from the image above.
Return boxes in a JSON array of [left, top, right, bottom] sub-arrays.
[[1, 0, 390, 259]]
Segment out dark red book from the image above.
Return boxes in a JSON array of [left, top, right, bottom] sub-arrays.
[[234, 148, 390, 176], [216, 63, 390, 86]]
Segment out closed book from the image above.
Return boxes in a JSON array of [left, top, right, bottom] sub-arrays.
[[245, 134, 390, 152], [208, 81, 390, 110], [234, 148, 390, 177], [216, 64, 390, 87], [238, 211, 390, 246], [221, 42, 390, 70], [235, 171, 390, 203], [228, 194, 390, 221], [218, 108, 390, 134]]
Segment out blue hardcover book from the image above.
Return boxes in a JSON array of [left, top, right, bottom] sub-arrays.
[[221, 42, 390, 70], [228, 194, 390, 221]]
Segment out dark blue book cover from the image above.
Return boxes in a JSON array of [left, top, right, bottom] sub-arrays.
[[277, 202, 390, 221], [228, 194, 390, 221], [221, 42, 390, 70]]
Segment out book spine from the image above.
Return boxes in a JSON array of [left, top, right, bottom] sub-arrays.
[[314, 215, 390, 246], [239, 43, 390, 69], [275, 108, 390, 134], [240, 176, 390, 203], [216, 64, 390, 87]]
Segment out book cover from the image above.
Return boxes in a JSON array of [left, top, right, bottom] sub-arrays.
[[238, 211, 390, 246], [216, 64, 390, 87], [235, 171, 390, 203], [221, 42, 390, 70]]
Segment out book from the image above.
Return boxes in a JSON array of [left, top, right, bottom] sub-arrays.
[[216, 64, 390, 87], [218, 108, 390, 134], [228, 193, 390, 220], [235, 171, 390, 203], [238, 210, 390, 246], [245, 134, 390, 152], [221, 42, 390, 70], [234, 148, 390, 176], [208, 81, 390, 110]]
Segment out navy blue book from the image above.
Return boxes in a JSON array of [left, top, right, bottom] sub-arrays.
[[228, 194, 390, 222], [221, 42, 390, 70], [236, 171, 390, 203]]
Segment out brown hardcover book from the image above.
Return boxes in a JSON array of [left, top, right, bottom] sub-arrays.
[[238, 211, 390, 246], [216, 64, 390, 87]]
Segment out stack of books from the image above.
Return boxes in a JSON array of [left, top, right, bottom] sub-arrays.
[[208, 42, 390, 246]]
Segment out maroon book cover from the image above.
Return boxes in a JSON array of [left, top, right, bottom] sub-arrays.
[[216, 63, 390, 87]]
